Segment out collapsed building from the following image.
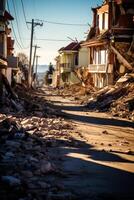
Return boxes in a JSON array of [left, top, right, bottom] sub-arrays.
[[53, 0, 134, 89], [82, 0, 134, 88]]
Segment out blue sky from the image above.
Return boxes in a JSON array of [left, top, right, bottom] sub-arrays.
[[7, 0, 103, 65]]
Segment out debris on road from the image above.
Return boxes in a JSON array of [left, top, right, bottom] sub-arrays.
[[86, 74, 134, 121], [57, 83, 96, 100], [0, 85, 75, 199]]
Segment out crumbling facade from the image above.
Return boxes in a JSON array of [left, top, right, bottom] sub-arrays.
[[0, 0, 18, 85], [82, 0, 134, 88], [54, 42, 81, 87], [53, 42, 90, 87]]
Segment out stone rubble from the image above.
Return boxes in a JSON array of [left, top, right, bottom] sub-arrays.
[[86, 74, 134, 121], [0, 86, 75, 200], [54, 74, 134, 121]]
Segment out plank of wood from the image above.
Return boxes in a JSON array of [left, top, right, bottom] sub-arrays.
[[110, 45, 133, 70]]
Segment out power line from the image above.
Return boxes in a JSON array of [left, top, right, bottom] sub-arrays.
[[35, 38, 70, 42], [12, 0, 29, 49], [23, 38, 73, 42], [11, 21, 23, 49], [7, 0, 23, 49], [20, 0, 30, 30], [43, 20, 88, 26]]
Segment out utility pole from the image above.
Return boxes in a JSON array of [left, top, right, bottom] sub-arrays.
[[27, 19, 43, 88], [35, 55, 40, 87], [35, 55, 40, 76], [32, 45, 40, 74]]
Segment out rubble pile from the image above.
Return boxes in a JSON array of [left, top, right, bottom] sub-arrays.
[[74, 67, 94, 87], [0, 83, 62, 118], [86, 74, 134, 121], [115, 42, 134, 67], [111, 82, 134, 120], [0, 84, 75, 199], [58, 83, 96, 99], [0, 113, 74, 199]]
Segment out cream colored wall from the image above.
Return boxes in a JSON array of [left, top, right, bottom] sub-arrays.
[[105, 13, 108, 30], [60, 52, 75, 65], [99, 13, 103, 31], [99, 13, 108, 31], [78, 47, 88, 67], [60, 53, 65, 63]]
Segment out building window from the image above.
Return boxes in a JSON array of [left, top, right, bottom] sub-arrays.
[[99, 12, 108, 31], [102, 13, 105, 29], [96, 14, 99, 27]]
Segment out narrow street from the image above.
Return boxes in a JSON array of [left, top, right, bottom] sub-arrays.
[[38, 86, 134, 200], [0, 0, 134, 199]]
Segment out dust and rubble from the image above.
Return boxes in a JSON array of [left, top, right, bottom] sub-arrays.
[[0, 81, 134, 199], [86, 74, 134, 121], [0, 84, 77, 200], [57, 83, 95, 98], [56, 74, 134, 121]]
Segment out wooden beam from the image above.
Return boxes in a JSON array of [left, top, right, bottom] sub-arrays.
[[110, 45, 133, 71]]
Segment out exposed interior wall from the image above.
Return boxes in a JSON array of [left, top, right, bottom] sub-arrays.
[[92, 47, 107, 65], [92, 73, 113, 88]]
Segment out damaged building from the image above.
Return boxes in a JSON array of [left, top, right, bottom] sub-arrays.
[[0, 0, 18, 86], [82, 0, 134, 88], [53, 42, 81, 87], [53, 42, 89, 87]]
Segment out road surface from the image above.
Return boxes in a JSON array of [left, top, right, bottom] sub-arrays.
[[40, 87, 134, 200]]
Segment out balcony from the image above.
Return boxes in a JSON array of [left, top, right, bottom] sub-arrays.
[[88, 64, 107, 73], [60, 63, 72, 73]]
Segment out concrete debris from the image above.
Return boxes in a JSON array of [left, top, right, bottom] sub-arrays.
[[1, 176, 21, 187], [0, 113, 73, 199], [58, 73, 134, 121], [86, 74, 134, 121], [40, 160, 54, 174], [115, 42, 134, 67], [102, 130, 109, 135], [0, 86, 74, 199], [57, 83, 96, 99]]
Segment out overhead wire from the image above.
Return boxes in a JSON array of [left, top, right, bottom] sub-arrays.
[[20, 0, 30, 30], [7, 0, 23, 49], [12, 0, 29, 49], [35, 38, 70, 42], [43, 20, 89, 26], [23, 38, 71, 42]]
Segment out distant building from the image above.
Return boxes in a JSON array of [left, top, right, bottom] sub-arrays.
[[54, 42, 81, 87]]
